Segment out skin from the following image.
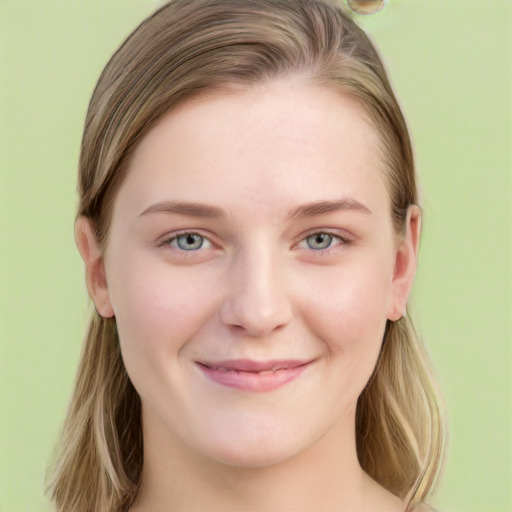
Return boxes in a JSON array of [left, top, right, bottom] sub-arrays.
[[76, 80, 420, 511]]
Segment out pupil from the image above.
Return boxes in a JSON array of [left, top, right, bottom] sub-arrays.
[[308, 233, 332, 250], [177, 233, 203, 250]]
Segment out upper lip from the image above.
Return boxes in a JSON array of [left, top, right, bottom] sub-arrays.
[[198, 359, 311, 372]]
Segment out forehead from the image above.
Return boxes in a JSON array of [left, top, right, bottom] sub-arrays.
[[114, 81, 390, 221]]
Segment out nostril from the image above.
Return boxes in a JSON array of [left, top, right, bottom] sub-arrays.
[[221, 306, 292, 338]]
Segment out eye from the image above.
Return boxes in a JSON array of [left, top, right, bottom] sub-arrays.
[[303, 232, 338, 250], [169, 233, 211, 251]]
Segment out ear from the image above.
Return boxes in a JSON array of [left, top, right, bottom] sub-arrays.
[[387, 205, 421, 321], [74, 216, 114, 318]]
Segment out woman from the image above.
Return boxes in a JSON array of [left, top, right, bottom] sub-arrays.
[[48, 0, 444, 510]]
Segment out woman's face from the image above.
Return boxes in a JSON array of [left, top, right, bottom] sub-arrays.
[[84, 81, 418, 468]]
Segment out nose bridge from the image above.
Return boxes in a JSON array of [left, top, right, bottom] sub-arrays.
[[220, 238, 292, 336]]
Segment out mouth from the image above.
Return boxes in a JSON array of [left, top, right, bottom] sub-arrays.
[[196, 359, 312, 392]]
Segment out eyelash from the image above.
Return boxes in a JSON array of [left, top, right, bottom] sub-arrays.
[[159, 230, 351, 254], [159, 231, 215, 252], [296, 232, 350, 252]]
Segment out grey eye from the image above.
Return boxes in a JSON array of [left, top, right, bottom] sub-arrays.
[[306, 233, 334, 250], [175, 233, 205, 250]]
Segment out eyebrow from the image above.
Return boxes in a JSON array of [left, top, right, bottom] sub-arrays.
[[138, 198, 372, 220], [286, 198, 372, 219], [139, 201, 226, 219]]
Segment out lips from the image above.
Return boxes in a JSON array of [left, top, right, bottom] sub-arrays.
[[196, 359, 312, 392]]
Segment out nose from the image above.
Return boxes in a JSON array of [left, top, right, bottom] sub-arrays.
[[219, 246, 293, 337]]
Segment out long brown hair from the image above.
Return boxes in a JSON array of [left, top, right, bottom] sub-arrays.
[[48, 1, 444, 510]]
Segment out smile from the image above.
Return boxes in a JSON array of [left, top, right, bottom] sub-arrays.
[[196, 359, 312, 392]]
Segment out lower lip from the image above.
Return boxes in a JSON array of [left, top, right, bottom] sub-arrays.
[[197, 363, 311, 392]]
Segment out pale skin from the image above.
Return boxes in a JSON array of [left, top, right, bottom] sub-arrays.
[[76, 80, 421, 511]]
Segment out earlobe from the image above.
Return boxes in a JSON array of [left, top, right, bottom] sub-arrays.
[[74, 217, 114, 318], [387, 205, 421, 321]]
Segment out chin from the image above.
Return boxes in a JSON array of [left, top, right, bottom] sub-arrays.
[[198, 413, 344, 471], [195, 423, 309, 469], [209, 442, 300, 469]]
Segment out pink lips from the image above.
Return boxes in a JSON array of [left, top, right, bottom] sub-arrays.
[[197, 359, 311, 392]]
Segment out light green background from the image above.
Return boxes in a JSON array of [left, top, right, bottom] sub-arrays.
[[1, 1, 510, 510]]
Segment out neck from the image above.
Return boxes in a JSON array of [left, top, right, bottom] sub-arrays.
[[129, 407, 401, 512]]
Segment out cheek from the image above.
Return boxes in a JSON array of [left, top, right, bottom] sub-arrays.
[[106, 254, 219, 377], [299, 261, 391, 386]]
